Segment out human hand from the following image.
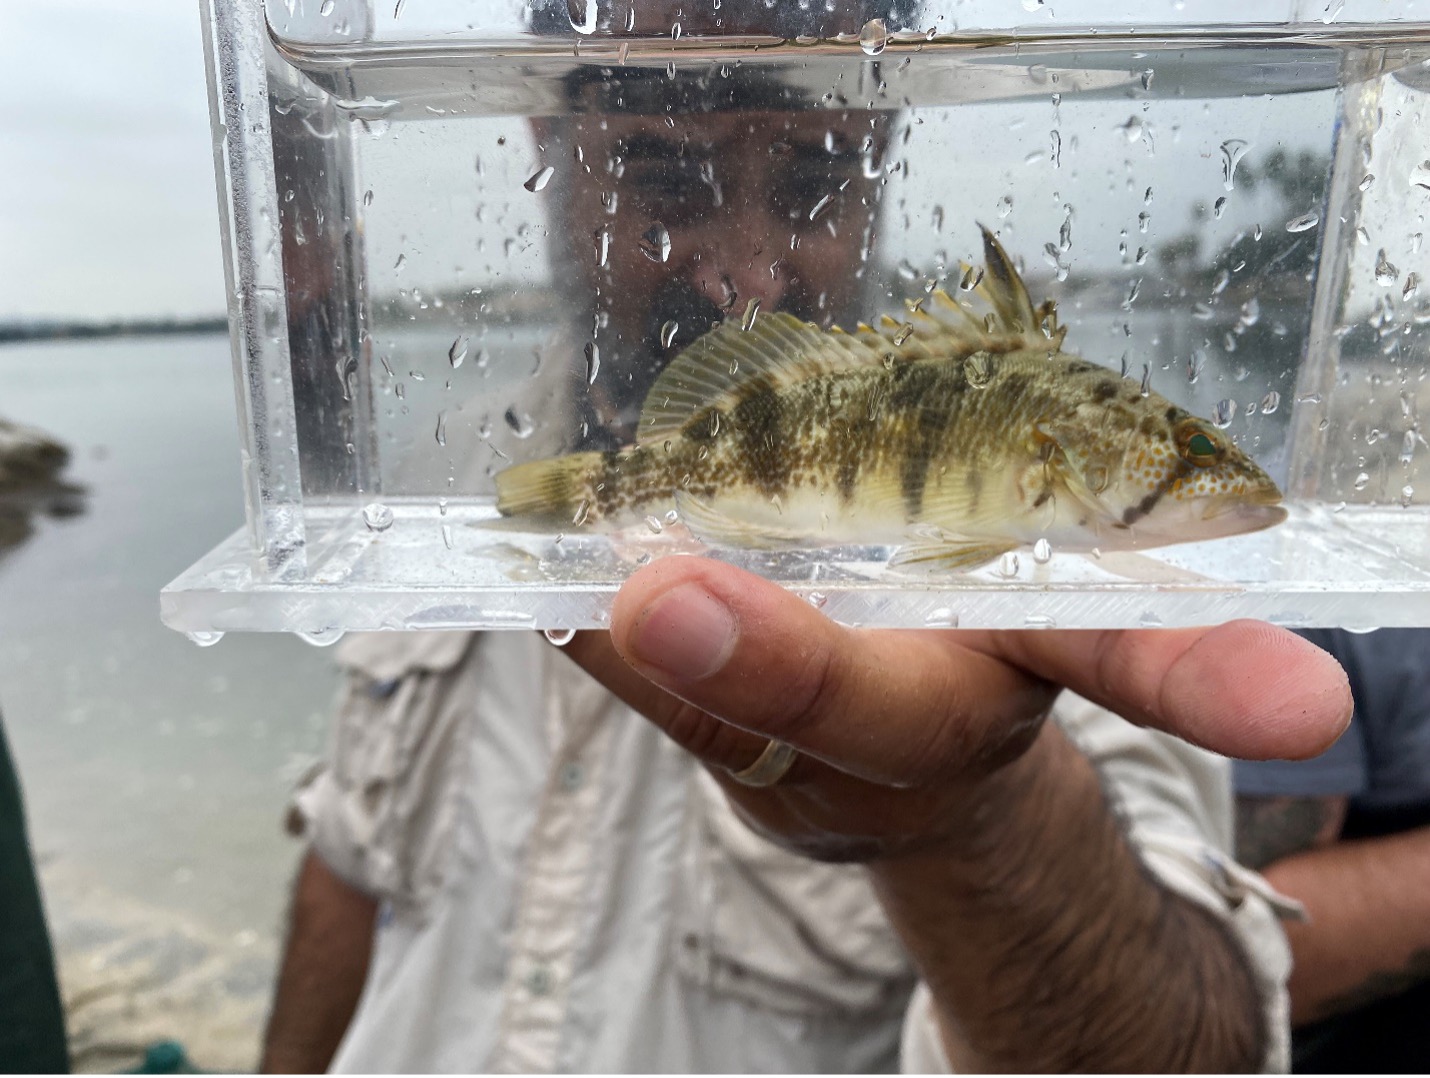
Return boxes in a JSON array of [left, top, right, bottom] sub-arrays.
[[564, 556, 1352, 861]]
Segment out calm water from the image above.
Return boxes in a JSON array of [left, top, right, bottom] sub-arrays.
[[0, 333, 336, 942]]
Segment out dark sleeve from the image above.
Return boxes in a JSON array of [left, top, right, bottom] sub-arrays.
[[1350, 628, 1430, 811], [0, 717, 70, 1073]]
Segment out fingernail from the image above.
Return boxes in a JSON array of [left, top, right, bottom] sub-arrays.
[[628, 584, 738, 682]]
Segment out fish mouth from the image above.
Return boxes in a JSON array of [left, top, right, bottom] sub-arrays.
[[1200, 495, 1288, 532]]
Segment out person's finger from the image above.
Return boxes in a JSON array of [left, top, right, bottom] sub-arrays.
[[971, 623, 1353, 761], [595, 557, 1055, 786], [563, 626, 797, 780]]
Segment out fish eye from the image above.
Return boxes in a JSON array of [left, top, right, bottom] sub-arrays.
[[1178, 426, 1221, 468]]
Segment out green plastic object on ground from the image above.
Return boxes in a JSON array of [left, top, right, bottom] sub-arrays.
[[126, 1040, 200, 1074]]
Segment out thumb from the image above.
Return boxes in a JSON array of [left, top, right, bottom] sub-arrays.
[[606, 557, 1054, 785]]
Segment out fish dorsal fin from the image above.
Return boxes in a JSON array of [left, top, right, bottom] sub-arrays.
[[864, 226, 1068, 361], [638, 311, 886, 446]]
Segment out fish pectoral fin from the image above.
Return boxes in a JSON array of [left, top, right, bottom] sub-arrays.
[[673, 491, 809, 549], [888, 537, 1017, 573]]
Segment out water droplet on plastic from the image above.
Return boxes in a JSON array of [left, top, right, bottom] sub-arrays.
[[1402, 485, 1415, 507], [572, 498, 592, 526], [1220, 139, 1250, 191], [996, 195, 1014, 219], [1353, 471, 1371, 491], [584, 341, 600, 383], [1023, 614, 1056, 629], [643, 515, 664, 535], [1375, 249, 1399, 286], [544, 628, 576, 646], [1401, 430, 1418, 465], [449, 336, 467, 368], [1186, 348, 1206, 384], [362, 502, 395, 531], [893, 323, 915, 346], [924, 607, 960, 628], [639, 222, 671, 262], [1285, 211, 1319, 234], [1410, 160, 1430, 191], [567, 0, 597, 34], [1405, 272, 1421, 300], [965, 353, 992, 389], [298, 628, 345, 647], [806, 591, 828, 610], [808, 193, 834, 221], [186, 631, 224, 648], [524, 165, 555, 193], [998, 551, 1020, 578], [1213, 399, 1236, 428], [959, 265, 984, 291], [504, 407, 534, 438], [362, 189, 374, 207], [319, 0, 334, 15], [1213, 196, 1227, 219], [741, 299, 761, 332], [1032, 538, 1052, 564], [858, 18, 888, 55], [1259, 391, 1280, 415], [1119, 116, 1144, 143], [660, 320, 679, 349], [434, 411, 447, 447]]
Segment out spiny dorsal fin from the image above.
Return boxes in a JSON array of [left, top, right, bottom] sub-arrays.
[[637, 311, 886, 446], [863, 225, 1067, 361]]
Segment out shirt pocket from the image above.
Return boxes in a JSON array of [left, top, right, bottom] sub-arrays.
[[291, 631, 476, 913], [672, 771, 916, 1018]]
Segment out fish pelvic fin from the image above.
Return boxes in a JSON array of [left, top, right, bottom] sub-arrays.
[[495, 451, 604, 524], [637, 312, 886, 447], [888, 537, 1017, 573]]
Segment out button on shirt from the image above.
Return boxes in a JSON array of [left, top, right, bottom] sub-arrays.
[[293, 630, 1295, 1073]]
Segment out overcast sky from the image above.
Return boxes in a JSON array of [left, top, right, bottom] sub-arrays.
[[0, 0, 1417, 323], [0, 1, 225, 321]]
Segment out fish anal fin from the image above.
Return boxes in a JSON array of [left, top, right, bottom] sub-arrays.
[[638, 313, 885, 447], [888, 538, 1017, 573]]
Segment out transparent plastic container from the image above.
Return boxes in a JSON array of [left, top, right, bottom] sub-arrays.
[[164, 0, 1430, 635]]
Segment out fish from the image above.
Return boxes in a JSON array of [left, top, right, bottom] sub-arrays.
[[493, 226, 1286, 571]]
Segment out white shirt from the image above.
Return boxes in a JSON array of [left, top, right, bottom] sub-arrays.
[[293, 630, 1298, 1073]]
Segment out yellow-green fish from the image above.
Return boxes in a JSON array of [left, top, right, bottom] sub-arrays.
[[495, 226, 1286, 570]]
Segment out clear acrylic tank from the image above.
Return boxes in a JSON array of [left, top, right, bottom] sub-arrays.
[[164, 0, 1430, 634]]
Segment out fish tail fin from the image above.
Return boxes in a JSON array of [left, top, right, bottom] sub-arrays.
[[496, 451, 605, 523]]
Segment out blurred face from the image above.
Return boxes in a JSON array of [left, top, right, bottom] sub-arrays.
[[538, 101, 890, 433]]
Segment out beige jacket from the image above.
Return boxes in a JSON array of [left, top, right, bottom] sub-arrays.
[[293, 629, 1297, 1073]]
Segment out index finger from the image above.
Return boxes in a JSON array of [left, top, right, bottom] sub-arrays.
[[967, 623, 1353, 760]]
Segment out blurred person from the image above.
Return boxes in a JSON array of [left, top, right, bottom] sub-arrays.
[[258, 1, 1349, 1071], [1235, 628, 1430, 1074], [0, 717, 69, 1074], [0, 417, 77, 1073]]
